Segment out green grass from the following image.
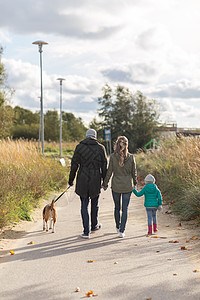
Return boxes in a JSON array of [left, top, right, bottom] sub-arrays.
[[43, 141, 76, 158]]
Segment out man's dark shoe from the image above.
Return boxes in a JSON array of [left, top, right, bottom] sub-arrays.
[[80, 233, 90, 239], [91, 223, 102, 232]]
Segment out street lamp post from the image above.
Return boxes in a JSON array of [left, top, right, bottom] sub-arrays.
[[38, 96, 41, 151], [57, 78, 65, 157], [32, 40, 48, 156]]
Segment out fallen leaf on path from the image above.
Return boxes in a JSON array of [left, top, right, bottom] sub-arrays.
[[160, 236, 167, 239], [88, 260, 94, 263], [173, 273, 178, 276], [178, 222, 182, 227], [151, 235, 158, 238], [194, 236, 199, 240], [85, 290, 93, 296], [181, 246, 187, 250], [156, 250, 160, 253], [85, 290, 98, 297], [166, 225, 170, 227], [193, 270, 199, 272], [186, 240, 190, 243], [75, 287, 80, 292], [167, 258, 172, 260], [169, 240, 179, 243], [145, 298, 152, 300], [27, 241, 34, 244], [10, 250, 15, 255], [114, 261, 118, 264]]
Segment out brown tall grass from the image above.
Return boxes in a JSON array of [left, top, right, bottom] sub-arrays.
[[136, 136, 200, 221], [0, 139, 69, 228]]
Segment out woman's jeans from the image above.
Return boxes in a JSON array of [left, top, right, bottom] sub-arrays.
[[80, 195, 99, 235], [146, 207, 157, 226], [112, 191, 132, 233]]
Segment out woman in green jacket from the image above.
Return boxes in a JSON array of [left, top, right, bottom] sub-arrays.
[[103, 136, 137, 238]]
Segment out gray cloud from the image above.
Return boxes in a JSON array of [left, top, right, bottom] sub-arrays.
[[101, 69, 144, 84], [136, 28, 164, 50], [149, 81, 200, 99], [46, 96, 98, 113], [0, 0, 123, 39], [101, 63, 158, 84]]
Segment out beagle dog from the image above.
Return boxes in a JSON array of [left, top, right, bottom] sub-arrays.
[[43, 199, 57, 233]]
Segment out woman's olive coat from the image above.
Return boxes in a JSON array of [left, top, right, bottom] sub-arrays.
[[68, 137, 107, 199], [103, 152, 137, 193]]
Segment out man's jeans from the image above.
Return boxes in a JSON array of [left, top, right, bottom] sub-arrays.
[[80, 195, 99, 235], [146, 207, 157, 226], [112, 191, 132, 233]]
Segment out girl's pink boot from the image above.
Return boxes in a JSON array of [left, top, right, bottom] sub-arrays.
[[148, 225, 152, 235], [153, 223, 158, 233]]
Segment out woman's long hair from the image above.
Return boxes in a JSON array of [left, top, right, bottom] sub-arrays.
[[113, 136, 128, 166]]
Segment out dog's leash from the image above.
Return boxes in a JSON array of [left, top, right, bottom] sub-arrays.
[[54, 185, 71, 203]]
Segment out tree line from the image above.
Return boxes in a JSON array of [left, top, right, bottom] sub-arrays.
[[0, 105, 87, 142]]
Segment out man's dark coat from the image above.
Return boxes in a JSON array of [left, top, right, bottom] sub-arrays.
[[69, 137, 107, 199]]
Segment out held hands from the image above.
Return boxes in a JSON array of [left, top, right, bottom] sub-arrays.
[[158, 205, 163, 212], [101, 184, 108, 191]]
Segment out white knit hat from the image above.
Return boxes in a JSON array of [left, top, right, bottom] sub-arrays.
[[145, 174, 155, 183], [86, 129, 97, 139]]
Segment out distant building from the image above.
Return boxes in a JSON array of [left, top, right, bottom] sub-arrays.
[[158, 122, 200, 138]]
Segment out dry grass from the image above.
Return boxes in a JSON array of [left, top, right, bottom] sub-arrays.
[[136, 136, 200, 221], [0, 139, 69, 228]]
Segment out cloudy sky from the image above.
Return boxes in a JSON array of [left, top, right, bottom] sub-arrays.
[[1, 0, 200, 128]]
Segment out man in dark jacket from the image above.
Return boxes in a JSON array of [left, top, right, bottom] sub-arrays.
[[68, 129, 107, 238]]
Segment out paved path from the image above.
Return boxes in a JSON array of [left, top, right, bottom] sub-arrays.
[[0, 186, 200, 300]]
